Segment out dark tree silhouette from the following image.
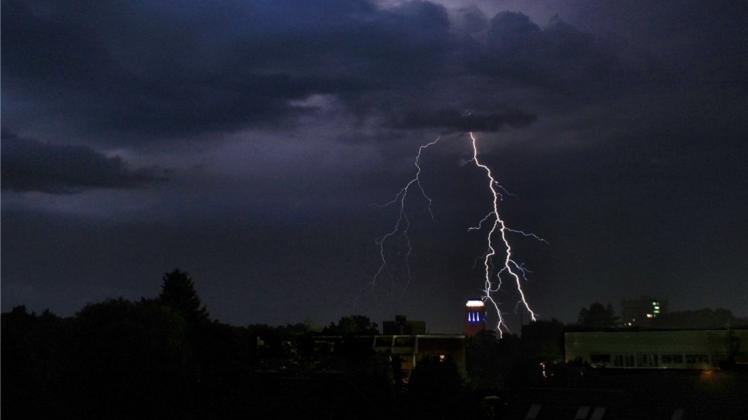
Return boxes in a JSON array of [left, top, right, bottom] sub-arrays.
[[74, 298, 189, 418], [653, 308, 738, 329], [466, 330, 522, 390], [407, 355, 464, 419], [521, 319, 565, 362], [2, 306, 76, 419], [578, 302, 618, 330], [158, 269, 209, 324], [2, 273, 399, 420]]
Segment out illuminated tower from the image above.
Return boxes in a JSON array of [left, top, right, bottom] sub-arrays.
[[464, 300, 486, 336]]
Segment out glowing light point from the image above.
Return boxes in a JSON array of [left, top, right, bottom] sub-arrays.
[[466, 300, 485, 307]]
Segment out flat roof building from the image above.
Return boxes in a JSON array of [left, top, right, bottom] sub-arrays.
[[565, 328, 748, 369], [373, 334, 465, 378], [311, 315, 466, 382]]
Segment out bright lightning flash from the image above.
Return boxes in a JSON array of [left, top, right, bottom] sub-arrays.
[[374, 132, 544, 337], [468, 131, 538, 337]]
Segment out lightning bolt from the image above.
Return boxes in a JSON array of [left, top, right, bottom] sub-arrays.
[[372, 132, 545, 338], [468, 131, 537, 337], [373, 136, 441, 292]]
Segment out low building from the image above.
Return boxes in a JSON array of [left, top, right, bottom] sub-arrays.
[[373, 334, 465, 378], [565, 328, 748, 369], [310, 333, 465, 379]]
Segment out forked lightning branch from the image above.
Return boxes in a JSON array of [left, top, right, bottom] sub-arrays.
[[374, 132, 546, 337]]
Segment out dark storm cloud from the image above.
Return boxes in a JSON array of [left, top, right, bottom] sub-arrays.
[[391, 108, 536, 132], [1, 0, 651, 142], [3, 0, 747, 329], [450, 5, 489, 34], [1, 131, 165, 194], [482, 0, 748, 90], [1, 0, 454, 138], [468, 11, 658, 92]]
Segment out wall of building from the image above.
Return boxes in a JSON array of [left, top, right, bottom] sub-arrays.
[[565, 329, 748, 369], [373, 334, 466, 378]]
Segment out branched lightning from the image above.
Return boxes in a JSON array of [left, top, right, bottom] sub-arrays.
[[505, 228, 550, 245], [468, 131, 539, 337], [372, 132, 545, 338], [373, 136, 441, 290]]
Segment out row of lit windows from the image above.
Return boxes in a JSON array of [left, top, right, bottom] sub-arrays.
[[466, 311, 484, 323], [590, 353, 712, 367]]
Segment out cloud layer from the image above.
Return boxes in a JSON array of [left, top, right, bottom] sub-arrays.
[[2, 131, 165, 194], [2, 0, 664, 141]]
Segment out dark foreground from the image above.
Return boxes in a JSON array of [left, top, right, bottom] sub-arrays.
[[4, 272, 746, 419]]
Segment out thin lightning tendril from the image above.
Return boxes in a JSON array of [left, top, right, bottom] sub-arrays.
[[373, 136, 441, 289], [467, 212, 494, 232], [373, 132, 545, 338], [505, 228, 550, 245]]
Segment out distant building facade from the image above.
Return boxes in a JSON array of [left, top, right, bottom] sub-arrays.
[[373, 334, 465, 378], [464, 299, 486, 336], [565, 329, 748, 369], [311, 315, 466, 381], [621, 296, 667, 327]]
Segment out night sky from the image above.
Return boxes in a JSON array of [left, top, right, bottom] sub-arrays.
[[3, 0, 747, 333]]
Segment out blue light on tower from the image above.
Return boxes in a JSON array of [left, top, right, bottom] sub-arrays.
[[465, 300, 487, 335]]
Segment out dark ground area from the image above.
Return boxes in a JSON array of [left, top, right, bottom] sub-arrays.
[[501, 369, 748, 420], [3, 271, 746, 420]]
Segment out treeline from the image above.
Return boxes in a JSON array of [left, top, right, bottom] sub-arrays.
[[13, 270, 716, 419], [574, 301, 746, 330], [4, 270, 498, 420], [3, 270, 259, 419]]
